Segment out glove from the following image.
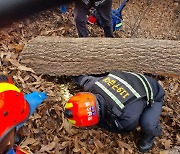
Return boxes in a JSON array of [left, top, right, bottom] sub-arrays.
[[25, 91, 47, 116], [7, 148, 16, 154], [60, 5, 67, 14]]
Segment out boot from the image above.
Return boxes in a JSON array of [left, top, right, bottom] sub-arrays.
[[138, 133, 155, 152]]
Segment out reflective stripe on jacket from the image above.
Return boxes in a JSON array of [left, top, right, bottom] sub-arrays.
[[91, 71, 154, 112]]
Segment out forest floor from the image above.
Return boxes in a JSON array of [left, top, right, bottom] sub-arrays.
[[0, 0, 180, 153]]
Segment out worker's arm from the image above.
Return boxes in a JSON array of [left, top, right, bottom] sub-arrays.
[[16, 91, 47, 130], [24, 91, 47, 116], [72, 75, 103, 91]]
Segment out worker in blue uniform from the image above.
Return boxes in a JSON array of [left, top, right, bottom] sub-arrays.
[[64, 71, 165, 152], [74, 0, 113, 37]]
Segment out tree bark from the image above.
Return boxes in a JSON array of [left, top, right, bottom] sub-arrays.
[[21, 37, 180, 77]]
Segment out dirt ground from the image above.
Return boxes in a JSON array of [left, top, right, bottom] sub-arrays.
[[0, 0, 180, 153]]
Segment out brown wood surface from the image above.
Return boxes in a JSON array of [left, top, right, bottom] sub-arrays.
[[21, 37, 180, 77]]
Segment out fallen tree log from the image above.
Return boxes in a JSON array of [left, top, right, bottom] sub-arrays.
[[21, 37, 180, 77]]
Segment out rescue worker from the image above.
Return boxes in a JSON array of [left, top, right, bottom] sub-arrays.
[[64, 71, 165, 152], [0, 75, 47, 153], [74, 0, 113, 37]]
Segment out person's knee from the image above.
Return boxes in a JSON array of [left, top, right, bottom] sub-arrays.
[[141, 120, 153, 131]]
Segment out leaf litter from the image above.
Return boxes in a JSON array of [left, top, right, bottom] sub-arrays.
[[0, 0, 180, 153]]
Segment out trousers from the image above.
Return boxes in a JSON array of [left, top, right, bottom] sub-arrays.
[[115, 99, 163, 136], [74, 0, 113, 37]]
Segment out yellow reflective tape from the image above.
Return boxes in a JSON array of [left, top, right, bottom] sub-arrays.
[[139, 74, 154, 101], [95, 81, 125, 109], [0, 83, 20, 93], [109, 74, 141, 98], [65, 103, 73, 109], [127, 72, 150, 105], [68, 119, 76, 125], [116, 22, 122, 27]]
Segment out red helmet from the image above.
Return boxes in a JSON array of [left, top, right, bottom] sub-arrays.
[[0, 76, 30, 142], [64, 92, 99, 127]]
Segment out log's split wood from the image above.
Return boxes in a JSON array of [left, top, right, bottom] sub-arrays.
[[21, 37, 180, 77]]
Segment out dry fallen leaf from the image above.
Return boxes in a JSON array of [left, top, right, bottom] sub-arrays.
[[176, 134, 180, 145], [18, 65, 35, 73], [120, 147, 125, 154], [61, 141, 69, 147], [8, 58, 35, 73], [94, 139, 104, 149], [117, 141, 132, 150], [40, 141, 56, 152], [163, 139, 172, 150], [8, 58, 21, 67], [73, 136, 80, 152], [160, 150, 169, 154], [21, 137, 37, 147], [8, 44, 24, 51], [62, 118, 72, 133], [162, 106, 173, 112]]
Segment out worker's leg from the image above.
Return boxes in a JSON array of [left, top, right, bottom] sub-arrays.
[[74, 1, 89, 37], [96, 0, 113, 37], [140, 101, 163, 136], [138, 101, 163, 152], [116, 99, 146, 133]]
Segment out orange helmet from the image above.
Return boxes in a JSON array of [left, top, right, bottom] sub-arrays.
[[64, 92, 99, 127], [0, 76, 30, 142]]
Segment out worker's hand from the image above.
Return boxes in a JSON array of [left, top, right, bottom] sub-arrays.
[[25, 91, 47, 115]]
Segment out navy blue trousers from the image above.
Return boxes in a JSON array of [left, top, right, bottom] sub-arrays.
[[117, 99, 163, 136], [74, 0, 113, 37]]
